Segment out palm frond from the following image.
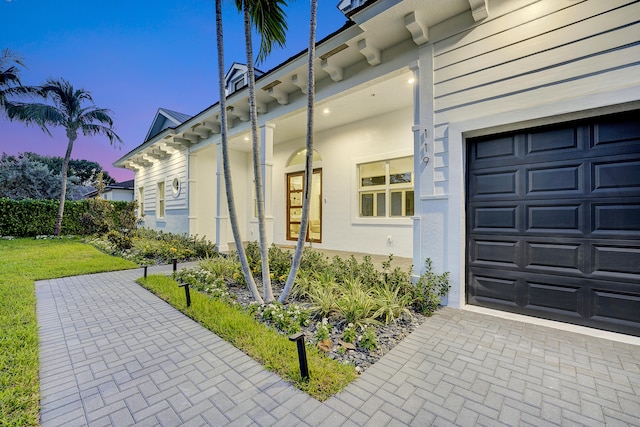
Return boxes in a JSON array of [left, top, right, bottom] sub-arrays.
[[81, 123, 122, 145], [82, 108, 115, 126], [4, 102, 65, 136], [237, 0, 289, 64]]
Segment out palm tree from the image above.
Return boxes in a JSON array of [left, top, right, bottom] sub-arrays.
[[236, 0, 288, 303], [280, 0, 317, 303], [0, 49, 27, 111], [215, 0, 264, 304], [5, 78, 121, 235]]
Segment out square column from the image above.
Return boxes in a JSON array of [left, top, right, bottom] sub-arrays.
[[260, 123, 276, 245]]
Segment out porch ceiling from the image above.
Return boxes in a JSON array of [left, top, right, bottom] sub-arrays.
[[229, 70, 414, 149]]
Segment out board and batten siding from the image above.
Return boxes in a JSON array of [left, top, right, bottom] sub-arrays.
[[420, 0, 640, 308], [136, 146, 189, 234]]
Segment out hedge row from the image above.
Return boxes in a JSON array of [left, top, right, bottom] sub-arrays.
[[0, 198, 136, 237]]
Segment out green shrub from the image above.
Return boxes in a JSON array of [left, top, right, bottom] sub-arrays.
[[106, 230, 132, 251], [412, 258, 450, 315], [358, 325, 378, 351], [306, 280, 339, 319], [299, 247, 330, 274], [268, 244, 292, 283], [199, 255, 240, 282], [373, 281, 412, 324], [314, 318, 332, 342], [335, 279, 379, 328], [173, 267, 230, 300], [258, 302, 310, 335], [341, 323, 356, 343], [0, 198, 137, 237], [79, 198, 115, 235]]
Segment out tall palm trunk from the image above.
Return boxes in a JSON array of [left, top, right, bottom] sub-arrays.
[[216, 0, 263, 304], [280, 0, 317, 302], [54, 132, 76, 235], [243, 2, 273, 302]]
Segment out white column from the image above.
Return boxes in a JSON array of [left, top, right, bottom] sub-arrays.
[[260, 123, 275, 245], [215, 142, 231, 252]]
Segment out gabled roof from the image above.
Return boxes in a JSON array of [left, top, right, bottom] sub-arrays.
[[144, 108, 192, 142]]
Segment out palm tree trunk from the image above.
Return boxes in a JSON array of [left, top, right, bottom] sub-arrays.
[[54, 133, 76, 235], [216, 0, 263, 304], [280, 0, 317, 303], [243, 2, 273, 303]]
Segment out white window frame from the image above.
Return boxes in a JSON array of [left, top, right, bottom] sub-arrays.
[[353, 154, 414, 224]]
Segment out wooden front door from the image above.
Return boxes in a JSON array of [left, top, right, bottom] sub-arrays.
[[287, 169, 322, 242]]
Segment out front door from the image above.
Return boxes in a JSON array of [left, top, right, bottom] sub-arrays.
[[287, 169, 322, 242]]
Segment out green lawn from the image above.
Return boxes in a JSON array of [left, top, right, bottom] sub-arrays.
[[0, 238, 137, 427], [138, 275, 356, 400]]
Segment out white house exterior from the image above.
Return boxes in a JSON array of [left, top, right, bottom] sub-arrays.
[[115, 0, 640, 336]]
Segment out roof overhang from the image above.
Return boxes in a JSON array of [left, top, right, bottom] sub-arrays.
[[114, 0, 483, 170]]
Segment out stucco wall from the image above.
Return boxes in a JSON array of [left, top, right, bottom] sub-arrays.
[[271, 107, 414, 257]]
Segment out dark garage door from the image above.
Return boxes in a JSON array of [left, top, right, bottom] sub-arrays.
[[467, 110, 640, 336]]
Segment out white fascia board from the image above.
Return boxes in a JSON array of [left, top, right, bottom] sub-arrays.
[[113, 128, 176, 167], [349, 0, 402, 24]]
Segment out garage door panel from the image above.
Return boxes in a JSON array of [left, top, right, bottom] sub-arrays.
[[469, 274, 518, 306], [525, 241, 583, 273], [592, 203, 640, 235], [592, 244, 640, 277], [526, 204, 583, 233], [526, 281, 582, 316], [527, 164, 583, 195], [594, 111, 640, 145], [473, 135, 518, 161], [526, 126, 582, 155], [591, 288, 640, 326], [467, 110, 640, 336], [592, 159, 640, 194], [471, 239, 520, 268], [472, 205, 519, 231], [472, 170, 519, 196]]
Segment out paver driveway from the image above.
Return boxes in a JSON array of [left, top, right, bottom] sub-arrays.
[[36, 265, 640, 426]]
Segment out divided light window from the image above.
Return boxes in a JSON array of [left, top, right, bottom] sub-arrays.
[[358, 156, 414, 217], [157, 181, 165, 219]]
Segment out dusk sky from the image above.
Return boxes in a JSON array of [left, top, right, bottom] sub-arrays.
[[0, 0, 348, 182]]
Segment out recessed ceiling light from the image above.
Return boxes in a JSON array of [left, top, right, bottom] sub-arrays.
[[323, 108, 330, 114], [244, 136, 249, 141], [408, 78, 415, 84]]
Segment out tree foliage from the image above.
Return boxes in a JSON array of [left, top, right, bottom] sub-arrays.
[[0, 49, 26, 110], [5, 78, 121, 235], [0, 153, 82, 200], [19, 152, 115, 186]]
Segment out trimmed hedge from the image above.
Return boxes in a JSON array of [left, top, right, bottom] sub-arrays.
[[0, 198, 136, 237]]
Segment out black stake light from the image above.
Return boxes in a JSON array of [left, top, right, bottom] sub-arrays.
[[178, 282, 191, 307], [289, 332, 309, 381]]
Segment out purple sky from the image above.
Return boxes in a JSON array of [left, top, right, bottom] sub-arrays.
[[0, 0, 347, 182]]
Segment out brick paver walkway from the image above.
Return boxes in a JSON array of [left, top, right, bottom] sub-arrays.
[[36, 266, 640, 426]]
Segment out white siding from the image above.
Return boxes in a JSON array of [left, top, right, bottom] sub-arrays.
[[418, 0, 640, 307], [135, 147, 189, 234]]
